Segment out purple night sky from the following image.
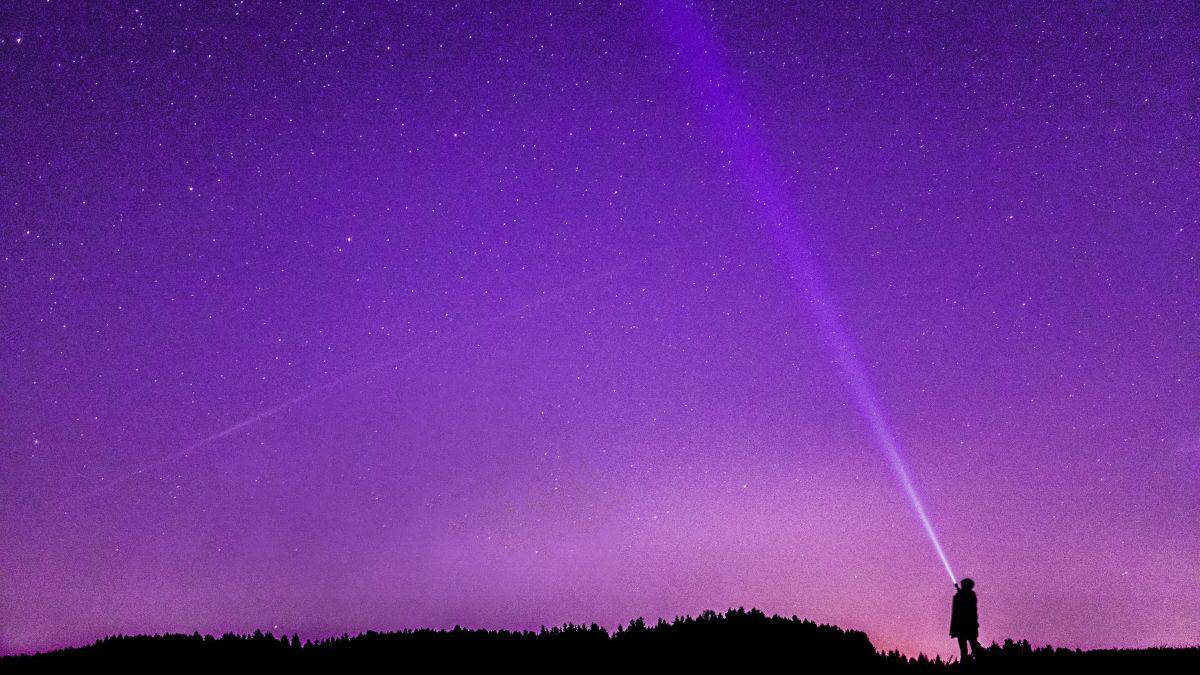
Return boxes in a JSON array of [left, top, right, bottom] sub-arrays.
[[2, 0, 1197, 659]]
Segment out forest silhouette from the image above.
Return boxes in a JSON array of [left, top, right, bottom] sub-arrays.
[[3, 607, 1196, 672]]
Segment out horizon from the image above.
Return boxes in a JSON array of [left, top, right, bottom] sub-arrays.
[[6, 605, 1194, 660], [2, 0, 1197, 660]]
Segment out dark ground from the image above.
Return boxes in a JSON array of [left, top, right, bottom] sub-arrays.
[[2, 608, 1196, 672]]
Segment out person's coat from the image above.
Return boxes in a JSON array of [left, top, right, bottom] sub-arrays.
[[949, 588, 979, 639]]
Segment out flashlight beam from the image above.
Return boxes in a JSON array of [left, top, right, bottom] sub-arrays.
[[651, 0, 957, 584]]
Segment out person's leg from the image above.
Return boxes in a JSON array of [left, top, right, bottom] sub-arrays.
[[958, 637, 970, 662], [969, 639, 982, 658]]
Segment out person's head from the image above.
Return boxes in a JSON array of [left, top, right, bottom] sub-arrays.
[[960, 578, 974, 590]]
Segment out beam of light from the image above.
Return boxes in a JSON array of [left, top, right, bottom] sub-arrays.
[[66, 264, 630, 507], [650, 0, 957, 585]]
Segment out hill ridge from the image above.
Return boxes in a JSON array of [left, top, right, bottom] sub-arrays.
[[3, 606, 1197, 672]]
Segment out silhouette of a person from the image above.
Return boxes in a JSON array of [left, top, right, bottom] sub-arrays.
[[950, 578, 982, 662]]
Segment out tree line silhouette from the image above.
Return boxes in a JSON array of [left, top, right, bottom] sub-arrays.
[[3, 607, 1196, 672]]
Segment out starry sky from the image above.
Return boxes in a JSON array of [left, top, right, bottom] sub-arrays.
[[2, 0, 1198, 659]]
